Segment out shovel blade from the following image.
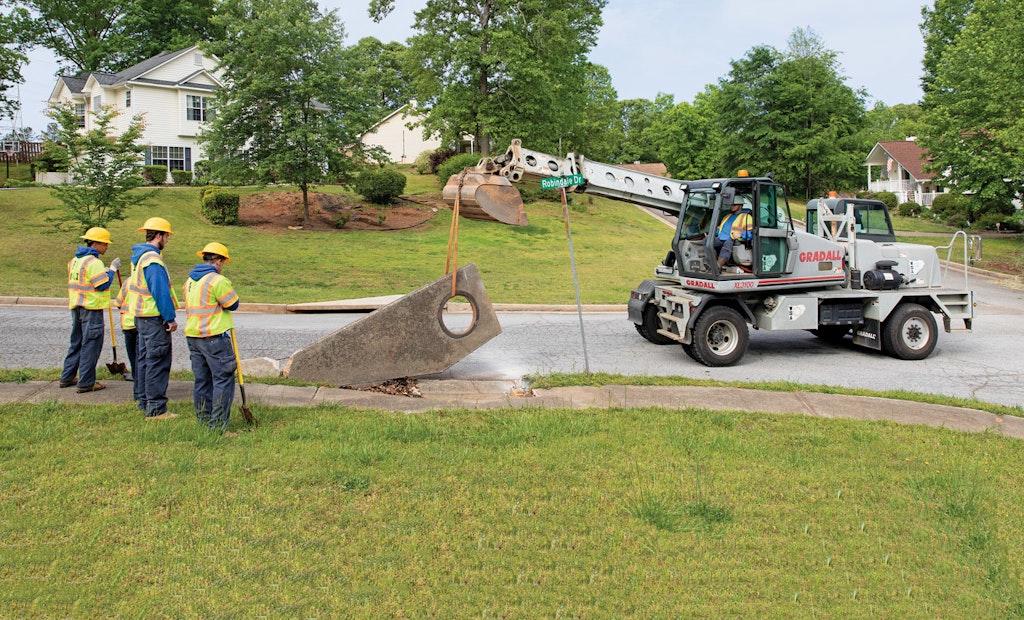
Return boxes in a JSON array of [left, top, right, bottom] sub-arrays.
[[442, 171, 528, 226]]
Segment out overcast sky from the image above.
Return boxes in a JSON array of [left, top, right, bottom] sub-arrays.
[[5, 0, 929, 135]]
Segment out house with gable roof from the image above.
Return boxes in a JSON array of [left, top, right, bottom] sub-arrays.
[[359, 101, 443, 164], [46, 45, 223, 181], [864, 138, 946, 207]]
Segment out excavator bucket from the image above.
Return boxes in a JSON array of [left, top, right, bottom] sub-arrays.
[[442, 170, 529, 226]]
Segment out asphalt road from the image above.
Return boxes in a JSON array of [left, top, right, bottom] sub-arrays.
[[2, 270, 1022, 407]]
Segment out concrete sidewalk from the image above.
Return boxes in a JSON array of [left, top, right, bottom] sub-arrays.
[[2, 379, 1021, 440]]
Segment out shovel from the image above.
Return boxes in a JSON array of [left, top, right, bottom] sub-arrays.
[[229, 328, 258, 427], [105, 280, 129, 378]]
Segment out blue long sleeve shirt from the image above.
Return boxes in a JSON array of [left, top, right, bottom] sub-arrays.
[[131, 243, 177, 322]]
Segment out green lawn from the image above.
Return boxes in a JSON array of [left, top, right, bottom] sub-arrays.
[[0, 180, 672, 304], [2, 400, 1023, 617]]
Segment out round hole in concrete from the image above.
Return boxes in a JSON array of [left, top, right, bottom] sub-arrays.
[[438, 293, 478, 338]]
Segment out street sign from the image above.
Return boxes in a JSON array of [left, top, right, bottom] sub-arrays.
[[539, 174, 585, 190]]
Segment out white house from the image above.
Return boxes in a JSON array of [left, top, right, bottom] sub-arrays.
[[47, 45, 222, 180], [864, 138, 946, 207], [359, 101, 443, 164]]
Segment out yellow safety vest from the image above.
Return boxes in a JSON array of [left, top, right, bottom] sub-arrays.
[[184, 272, 238, 337], [114, 273, 136, 329], [67, 254, 111, 310], [128, 251, 168, 318]]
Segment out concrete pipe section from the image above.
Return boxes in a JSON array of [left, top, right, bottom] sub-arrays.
[[283, 263, 502, 387]]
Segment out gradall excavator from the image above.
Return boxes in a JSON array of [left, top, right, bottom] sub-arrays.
[[443, 139, 975, 366]]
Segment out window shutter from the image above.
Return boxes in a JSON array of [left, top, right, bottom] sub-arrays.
[[144, 147, 152, 165], [185, 147, 192, 171]]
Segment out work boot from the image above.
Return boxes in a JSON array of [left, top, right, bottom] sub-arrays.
[[717, 256, 727, 269], [76, 382, 106, 393], [59, 378, 78, 388]]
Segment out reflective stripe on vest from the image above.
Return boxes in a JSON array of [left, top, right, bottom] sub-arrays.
[[184, 273, 236, 337], [129, 251, 167, 318], [115, 271, 136, 329], [67, 255, 110, 310]]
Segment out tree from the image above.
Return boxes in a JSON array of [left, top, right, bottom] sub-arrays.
[[370, 0, 606, 156], [340, 37, 415, 121], [920, 0, 1024, 209], [715, 29, 866, 198], [45, 102, 151, 230], [861, 102, 925, 145], [646, 87, 720, 179], [560, 63, 619, 161], [202, 0, 374, 225], [0, 6, 35, 117], [613, 95, 674, 164], [16, 0, 219, 73], [921, 0, 974, 97]]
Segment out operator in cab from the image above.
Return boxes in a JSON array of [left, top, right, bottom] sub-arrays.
[[714, 196, 753, 268]]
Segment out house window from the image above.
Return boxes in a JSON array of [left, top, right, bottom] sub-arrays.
[[187, 95, 208, 121], [125, 90, 131, 108], [92, 95, 102, 112], [75, 103, 86, 128], [150, 146, 190, 171]]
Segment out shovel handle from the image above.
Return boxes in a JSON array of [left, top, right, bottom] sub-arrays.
[[229, 329, 245, 387]]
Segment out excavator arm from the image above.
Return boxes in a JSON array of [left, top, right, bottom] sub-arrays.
[[442, 139, 688, 225]]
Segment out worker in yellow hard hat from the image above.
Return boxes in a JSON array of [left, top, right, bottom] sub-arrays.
[[60, 227, 122, 393], [183, 242, 241, 433], [129, 216, 178, 419]]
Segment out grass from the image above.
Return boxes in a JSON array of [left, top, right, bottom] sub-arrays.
[[2, 400, 1023, 616], [895, 233, 1024, 275], [0, 178, 672, 304]]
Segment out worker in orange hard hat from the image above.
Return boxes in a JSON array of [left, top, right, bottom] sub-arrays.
[[130, 216, 178, 420], [60, 227, 121, 393], [183, 242, 241, 434]]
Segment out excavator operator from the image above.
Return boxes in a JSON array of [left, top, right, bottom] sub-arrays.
[[714, 196, 753, 268]]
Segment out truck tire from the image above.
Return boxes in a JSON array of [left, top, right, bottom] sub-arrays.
[[882, 303, 937, 360], [635, 304, 674, 345], [690, 305, 749, 367]]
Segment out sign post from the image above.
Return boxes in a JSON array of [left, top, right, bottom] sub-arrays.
[[543, 175, 590, 373]]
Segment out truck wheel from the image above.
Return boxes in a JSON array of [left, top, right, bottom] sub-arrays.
[[811, 326, 850, 343], [882, 303, 937, 360], [635, 304, 674, 345], [690, 306, 749, 366]]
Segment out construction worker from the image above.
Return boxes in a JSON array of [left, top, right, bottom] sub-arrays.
[[60, 227, 121, 393], [113, 274, 140, 398], [129, 217, 178, 419], [714, 196, 753, 268], [183, 242, 240, 433]]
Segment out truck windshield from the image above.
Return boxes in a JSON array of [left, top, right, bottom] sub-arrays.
[[679, 191, 715, 237]]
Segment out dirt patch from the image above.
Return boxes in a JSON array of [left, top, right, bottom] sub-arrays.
[[344, 377, 422, 397], [239, 191, 444, 232]]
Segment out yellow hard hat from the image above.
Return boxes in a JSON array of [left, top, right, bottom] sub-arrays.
[[80, 227, 112, 244], [138, 216, 174, 234], [198, 242, 231, 262]]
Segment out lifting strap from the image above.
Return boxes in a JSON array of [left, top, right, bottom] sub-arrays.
[[444, 169, 468, 299]]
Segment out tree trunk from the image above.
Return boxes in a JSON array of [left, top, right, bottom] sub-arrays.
[[301, 182, 310, 226]]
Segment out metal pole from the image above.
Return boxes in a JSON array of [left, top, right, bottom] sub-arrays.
[[560, 187, 590, 373]]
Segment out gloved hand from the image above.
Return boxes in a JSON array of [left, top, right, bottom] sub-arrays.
[[110, 257, 122, 272]]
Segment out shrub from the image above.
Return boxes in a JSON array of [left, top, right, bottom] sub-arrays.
[[171, 170, 193, 186], [436, 152, 483, 186], [201, 190, 240, 225], [897, 201, 921, 217], [140, 165, 168, 185], [354, 168, 407, 205], [199, 185, 222, 200], [413, 150, 435, 175], [872, 191, 898, 210], [930, 192, 972, 220], [3, 179, 35, 188], [429, 149, 457, 175]]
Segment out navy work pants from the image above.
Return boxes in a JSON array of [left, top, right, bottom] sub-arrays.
[[60, 307, 105, 388], [186, 333, 237, 431], [135, 316, 172, 417], [123, 327, 140, 401]]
